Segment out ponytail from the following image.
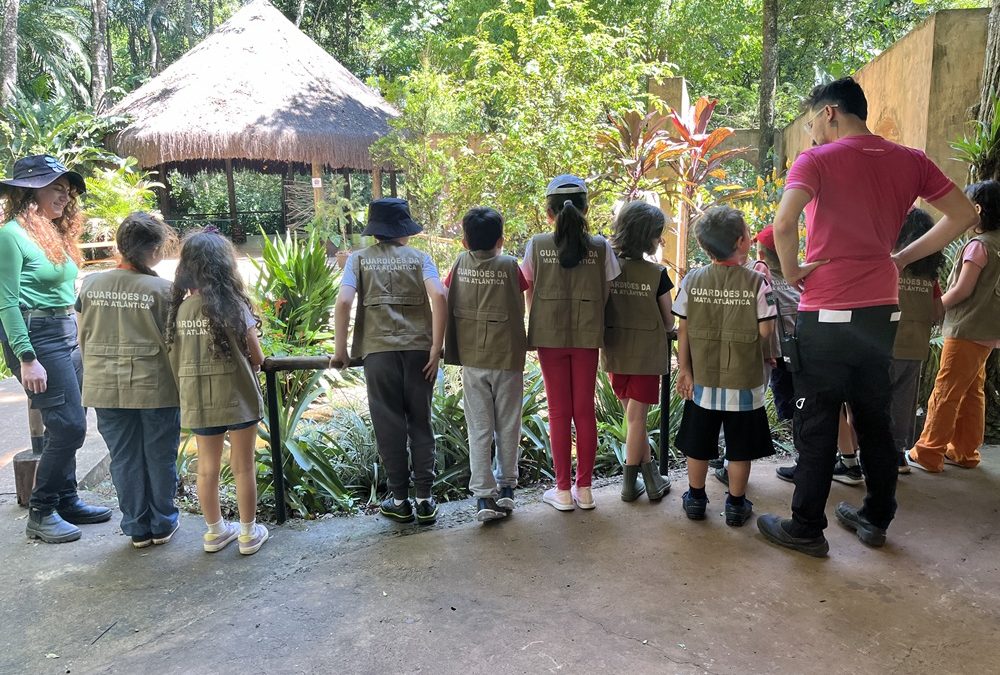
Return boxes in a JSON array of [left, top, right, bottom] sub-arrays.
[[546, 192, 590, 268]]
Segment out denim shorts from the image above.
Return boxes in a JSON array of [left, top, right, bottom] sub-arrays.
[[189, 418, 260, 437]]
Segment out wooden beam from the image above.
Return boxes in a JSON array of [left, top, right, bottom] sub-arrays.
[[389, 170, 398, 198], [372, 167, 382, 199], [341, 168, 353, 239], [311, 162, 324, 215], [156, 164, 171, 219], [224, 158, 243, 242]]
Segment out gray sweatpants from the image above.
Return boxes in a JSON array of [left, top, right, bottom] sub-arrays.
[[364, 351, 436, 500], [889, 358, 923, 453], [462, 366, 523, 498]]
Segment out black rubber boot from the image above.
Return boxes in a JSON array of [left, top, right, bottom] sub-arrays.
[[640, 461, 671, 501], [620, 465, 646, 502], [57, 498, 113, 524], [26, 508, 82, 543]]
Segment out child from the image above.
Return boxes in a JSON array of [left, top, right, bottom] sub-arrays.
[[908, 180, 1000, 472], [77, 212, 181, 549], [752, 225, 798, 420], [674, 206, 776, 526], [333, 198, 447, 524], [890, 208, 946, 474], [522, 174, 621, 511], [602, 200, 674, 502], [166, 229, 268, 555], [444, 207, 527, 522]]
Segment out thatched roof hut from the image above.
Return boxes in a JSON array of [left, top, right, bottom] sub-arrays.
[[107, 0, 397, 171]]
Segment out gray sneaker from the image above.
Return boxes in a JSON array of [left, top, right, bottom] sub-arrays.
[[239, 523, 269, 555], [203, 522, 239, 553]]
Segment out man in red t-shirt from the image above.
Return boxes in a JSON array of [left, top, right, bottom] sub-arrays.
[[757, 77, 978, 557]]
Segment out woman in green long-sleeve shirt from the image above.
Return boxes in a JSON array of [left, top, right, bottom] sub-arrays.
[[0, 154, 112, 543]]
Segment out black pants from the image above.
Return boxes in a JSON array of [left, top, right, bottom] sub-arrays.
[[789, 306, 899, 538], [363, 350, 436, 500], [2, 315, 87, 513], [769, 361, 796, 422]]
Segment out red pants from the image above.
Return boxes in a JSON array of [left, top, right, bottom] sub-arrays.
[[538, 347, 599, 490]]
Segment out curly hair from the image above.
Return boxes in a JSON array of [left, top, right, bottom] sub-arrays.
[[895, 208, 944, 279], [165, 229, 259, 359], [116, 212, 178, 276], [0, 185, 84, 265], [610, 200, 665, 258]]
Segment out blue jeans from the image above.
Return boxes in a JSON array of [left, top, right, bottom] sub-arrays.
[[96, 407, 181, 537], [1, 315, 87, 513]]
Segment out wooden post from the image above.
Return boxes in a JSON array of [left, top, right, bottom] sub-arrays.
[[389, 170, 398, 198], [28, 405, 43, 453], [341, 168, 353, 239], [280, 162, 290, 234], [372, 167, 383, 199], [311, 162, 324, 215], [224, 158, 243, 243], [13, 450, 39, 507], [156, 164, 172, 219]]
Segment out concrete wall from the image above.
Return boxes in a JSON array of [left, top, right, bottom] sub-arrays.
[[777, 8, 988, 188]]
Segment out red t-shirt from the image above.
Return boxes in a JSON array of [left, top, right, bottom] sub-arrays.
[[785, 135, 954, 311]]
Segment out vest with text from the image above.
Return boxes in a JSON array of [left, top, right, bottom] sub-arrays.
[[685, 264, 766, 390], [445, 250, 526, 371], [350, 242, 432, 359], [78, 269, 179, 409], [942, 231, 1000, 342], [171, 295, 263, 429], [893, 271, 936, 360], [602, 257, 669, 375], [526, 233, 606, 349]]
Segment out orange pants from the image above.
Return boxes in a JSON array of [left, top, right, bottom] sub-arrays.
[[910, 338, 992, 471]]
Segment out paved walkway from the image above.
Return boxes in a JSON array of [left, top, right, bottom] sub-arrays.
[[1, 450, 998, 674]]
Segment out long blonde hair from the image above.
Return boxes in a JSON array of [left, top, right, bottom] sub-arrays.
[[0, 185, 84, 265]]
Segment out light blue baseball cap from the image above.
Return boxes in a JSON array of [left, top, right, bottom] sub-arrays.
[[545, 174, 588, 196]]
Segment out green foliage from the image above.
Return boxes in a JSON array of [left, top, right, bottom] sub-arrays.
[[10, 0, 92, 104], [168, 169, 283, 234], [950, 95, 1000, 183], [80, 158, 162, 242], [0, 98, 126, 175], [306, 175, 367, 248]]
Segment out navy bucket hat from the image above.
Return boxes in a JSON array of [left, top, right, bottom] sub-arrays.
[[0, 154, 86, 194], [362, 197, 423, 238]]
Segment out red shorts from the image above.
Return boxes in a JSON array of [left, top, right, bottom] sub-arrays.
[[610, 373, 660, 405]]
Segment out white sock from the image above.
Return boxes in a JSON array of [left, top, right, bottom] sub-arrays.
[[207, 519, 227, 535], [416, 497, 431, 504], [393, 498, 407, 506], [240, 520, 256, 537], [841, 453, 860, 468]]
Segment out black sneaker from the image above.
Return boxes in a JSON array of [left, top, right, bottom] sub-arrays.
[[476, 497, 506, 523], [415, 498, 438, 525], [682, 491, 709, 520], [775, 464, 797, 483], [379, 497, 414, 523], [834, 502, 886, 547], [714, 466, 729, 486], [724, 497, 753, 527], [131, 533, 153, 549], [832, 458, 864, 485], [708, 456, 725, 470], [496, 486, 515, 512], [756, 514, 830, 558]]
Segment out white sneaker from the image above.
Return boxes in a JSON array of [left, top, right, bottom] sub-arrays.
[[239, 523, 269, 555], [571, 485, 596, 510], [542, 488, 575, 511], [203, 522, 239, 553]]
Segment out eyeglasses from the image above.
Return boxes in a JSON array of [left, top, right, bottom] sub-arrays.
[[803, 104, 838, 132]]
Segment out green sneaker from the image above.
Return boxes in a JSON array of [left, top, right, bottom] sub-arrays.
[[379, 497, 415, 523]]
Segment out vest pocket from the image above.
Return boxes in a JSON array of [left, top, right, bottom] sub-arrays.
[[573, 298, 601, 333], [86, 343, 161, 389], [178, 361, 238, 410], [455, 306, 509, 351]]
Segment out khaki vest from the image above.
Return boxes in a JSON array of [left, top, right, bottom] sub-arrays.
[[601, 257, 669, 375], [526, 233, 607, 349], [78, 270, 179, 409], [893, 271, 936, 360], [350, 242, 432, 359], [942, 231, 1000, 342], [685, 264, 766, 389], [171, 295, 263, 429], [444, 250, 526, 371]]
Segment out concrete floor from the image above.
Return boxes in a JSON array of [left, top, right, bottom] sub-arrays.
[[1, 450, 998, 675]]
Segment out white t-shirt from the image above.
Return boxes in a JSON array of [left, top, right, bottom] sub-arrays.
[[673, 271, 776, 412]]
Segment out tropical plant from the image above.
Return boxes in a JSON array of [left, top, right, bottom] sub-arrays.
[[7, 0, 92, 104], [950, 94, 1000, 182], [596, 106, 681, 204], [80, 157, 162, 242], [306, 176, 366, 249]]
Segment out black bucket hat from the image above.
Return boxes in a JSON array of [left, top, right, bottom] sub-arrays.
[[362, 197, 422, 238], [0, 154, 86, 194]]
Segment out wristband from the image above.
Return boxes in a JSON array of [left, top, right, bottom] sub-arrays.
[[19, 350, 36, 363]]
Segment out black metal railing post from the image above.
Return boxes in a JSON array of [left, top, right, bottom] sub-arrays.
[[265, 368, 287, 524], [658, 331, 677, 476]]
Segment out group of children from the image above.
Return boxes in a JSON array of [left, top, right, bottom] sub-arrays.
[[80, 173, 1000, 554]]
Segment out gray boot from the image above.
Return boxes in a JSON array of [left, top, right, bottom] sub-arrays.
[[640, 461, 672, 501], [26, 508, 82, 544], [620, 465, 646, 502]]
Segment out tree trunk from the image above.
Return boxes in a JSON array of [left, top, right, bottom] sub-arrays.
[[184, 0, 194, 49], [295, 0, 306, 27], [90, 0, 110, 111], [978, 0, 1000, 181], [146, 0, 166, 75], [757, 0, 779, 175], [0, 0, 19, 106], [208, 0, 214, 32]]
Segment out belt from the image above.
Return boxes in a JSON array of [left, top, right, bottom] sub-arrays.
[[22, 306, 74, 318]]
